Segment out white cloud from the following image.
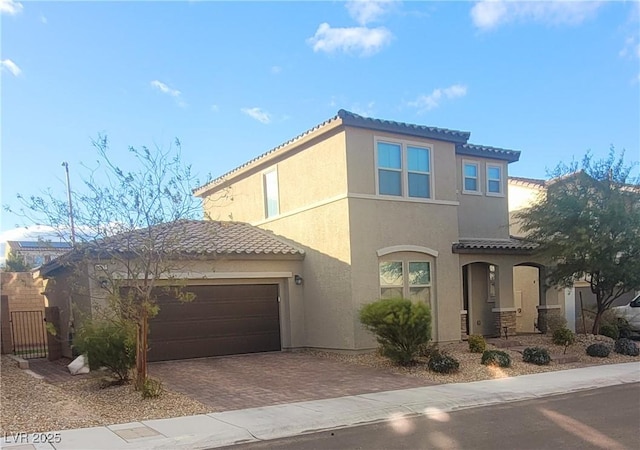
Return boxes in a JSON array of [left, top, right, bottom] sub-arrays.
[[0, 0, 23, 15], [408, 84, 468, 112], [1, 59, 22, 76], [350, 101, 376, 117], [471, 1, 603, 31], [346, 0, 397, 26], [307, 22, 393, 56], [241, 107, 271, 124], [619, 36, 640, 59], [150, 80, 186, 107]]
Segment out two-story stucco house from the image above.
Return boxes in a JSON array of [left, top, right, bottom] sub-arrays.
[[195, 110, 563, 353]]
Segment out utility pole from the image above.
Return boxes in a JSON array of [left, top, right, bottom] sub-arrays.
[[61, 162, 76, 246]]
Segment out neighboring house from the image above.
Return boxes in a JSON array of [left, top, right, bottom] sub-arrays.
[[38, 220, 305, 361], [194, 110, 561, 354], [508, 175, 636, 333], [4, 240, 72, 268]]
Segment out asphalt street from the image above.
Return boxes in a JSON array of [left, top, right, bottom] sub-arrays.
[[220, 383, 640, 450]]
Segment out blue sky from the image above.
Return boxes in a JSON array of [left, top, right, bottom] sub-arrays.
[[1, 0, 639, 245]]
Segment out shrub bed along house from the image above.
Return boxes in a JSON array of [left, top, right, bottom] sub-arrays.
[[598, 324, 619, 340]]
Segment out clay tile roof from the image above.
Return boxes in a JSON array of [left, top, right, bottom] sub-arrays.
[[508, 176, 546, 188], [39, 220, 304, 275], [95, 220, 305, 256], [452, 237, 537, 254], [337, 109, 470, 143], [456, 143, 520, 163]]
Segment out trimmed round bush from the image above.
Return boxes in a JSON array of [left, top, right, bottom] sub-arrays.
[[468, 335, 486, 353], [614, 338, 640, 356], [598, 324, 619, 340], [586, 343, 611, 358], [428, 351, 460, 374], [552, 327, 575, 346], [481, 350, 511, 368], [522, 347, 551, 365]]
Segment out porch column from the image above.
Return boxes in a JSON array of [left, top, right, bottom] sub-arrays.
[[492, 264, 517, 337], [536, 266, 563, 333]]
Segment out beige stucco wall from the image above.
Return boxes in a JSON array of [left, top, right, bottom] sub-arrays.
[[456, 156, 511, 239], [345, 127, 458, 202], [203, 127, 348, 224], [347, 197, 462, 344]]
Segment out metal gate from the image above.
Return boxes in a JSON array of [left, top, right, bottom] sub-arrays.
[[10, 311, 48, 359]]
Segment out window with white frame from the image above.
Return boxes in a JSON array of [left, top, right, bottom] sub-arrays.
[[263, 169, 279, 218], [487, 164, 503, 195], [379, 260, 431, 304], [463, 161, 480, 193], [377, 140, 431, 199]]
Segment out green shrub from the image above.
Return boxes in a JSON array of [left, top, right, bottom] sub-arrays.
[[481, 350, 511, 368], [598, 324, 619, 340], [614, 338, 640, 356], [615, 318, 633, 339], [141, 377, 164, 399], [360, 298, 432, 366], [468, 335, 486, 353], [428, 350, 460, 374], [74, 319, 136, 382], [586, 343, 610, 358], [552, 327, 575, 354], [522, 347, 551, 365]]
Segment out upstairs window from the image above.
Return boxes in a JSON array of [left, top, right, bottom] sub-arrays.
[[263, 169, 279, 218], [463, 161, 479, 193], [487, 164, 503, 195], [407, 146, 430, 198], [377, 142, 402, 196], [376, 140, 431, 199]]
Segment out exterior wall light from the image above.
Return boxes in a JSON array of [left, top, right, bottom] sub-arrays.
[[294, 275, 303, 286]]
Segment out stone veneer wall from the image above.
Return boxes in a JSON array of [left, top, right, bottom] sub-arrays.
[[493, 310, 517, 338], [460, 311, 468, 339]]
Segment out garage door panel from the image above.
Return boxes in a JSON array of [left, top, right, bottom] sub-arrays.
[[148, 332, 281, 361], [156, 299, 278, 320], [148, 284, 281, 362], [151, 316, 280, 341]]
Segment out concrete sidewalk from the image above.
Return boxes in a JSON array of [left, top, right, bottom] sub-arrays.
[[2, 362, 639, 450]]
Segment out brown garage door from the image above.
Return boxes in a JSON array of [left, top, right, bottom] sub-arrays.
[[148, 284, 281, 362]]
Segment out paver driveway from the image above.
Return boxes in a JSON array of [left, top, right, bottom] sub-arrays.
[[149, 351, 432, 411]]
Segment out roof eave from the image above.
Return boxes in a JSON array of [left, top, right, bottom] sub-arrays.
[[456, 145, 521, 163], [339, 110, 470, 144]]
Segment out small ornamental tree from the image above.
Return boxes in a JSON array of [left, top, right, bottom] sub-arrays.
[[360, 298, 431, 366], [515, 149, 640, 333], [5, 136, 225, 391]]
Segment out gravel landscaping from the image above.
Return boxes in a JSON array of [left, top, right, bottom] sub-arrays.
[[311, 333, 640, 384], [1, 333, 638, 435], [0, 355, 209, 434]]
